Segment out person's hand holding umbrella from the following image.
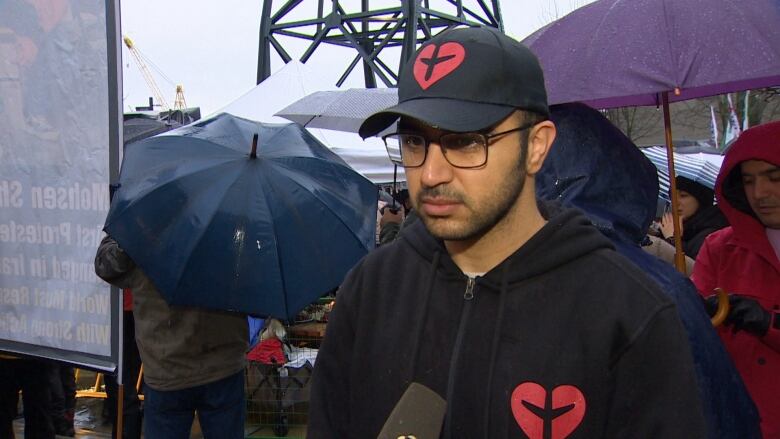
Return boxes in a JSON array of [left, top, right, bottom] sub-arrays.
[[706, 293, 772, 336]]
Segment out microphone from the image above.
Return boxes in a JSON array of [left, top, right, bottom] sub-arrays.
[[377, 382, 447, 439]]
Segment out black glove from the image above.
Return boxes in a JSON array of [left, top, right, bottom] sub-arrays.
[[724, 296, 771, 337]]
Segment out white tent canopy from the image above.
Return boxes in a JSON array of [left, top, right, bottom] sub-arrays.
[[214, 61, 401, 184]]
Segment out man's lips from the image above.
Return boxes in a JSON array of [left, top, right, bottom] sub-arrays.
[[756, 205, 779, 214], [420, 197, 461, 216]]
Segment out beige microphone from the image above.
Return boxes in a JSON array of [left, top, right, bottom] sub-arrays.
[[377, 382, 447, 439]]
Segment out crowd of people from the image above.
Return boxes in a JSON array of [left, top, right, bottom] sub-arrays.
[[1, 25, 778, 439], [316, 26, 779, 439]]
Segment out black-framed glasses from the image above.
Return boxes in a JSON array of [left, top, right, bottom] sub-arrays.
[[382, 120, 539, 169]]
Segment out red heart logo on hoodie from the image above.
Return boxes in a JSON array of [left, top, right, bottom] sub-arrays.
[[511, 382, 586, 439], [413, 42, 466, 90]]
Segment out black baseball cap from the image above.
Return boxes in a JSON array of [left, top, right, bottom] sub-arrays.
[[359, 26, 549, 138]]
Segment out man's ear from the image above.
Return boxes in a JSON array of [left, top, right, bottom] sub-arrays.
[[525, 120, 556, 175]]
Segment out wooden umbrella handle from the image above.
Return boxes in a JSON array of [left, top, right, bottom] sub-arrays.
[[711, 287, 730, 327]]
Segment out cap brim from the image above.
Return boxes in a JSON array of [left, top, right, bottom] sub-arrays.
[[358, 98, 515, 138]]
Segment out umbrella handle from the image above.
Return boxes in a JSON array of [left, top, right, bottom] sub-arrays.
[[661, 92, 687, 274], [710, 287, 730, 327]]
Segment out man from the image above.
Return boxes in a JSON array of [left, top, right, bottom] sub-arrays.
[[536, 102, 760, 438], [308, 27, 705, 438], [379, 189, 418, 244], [692, 120, 780, 438], [95, 236, 248, 437]]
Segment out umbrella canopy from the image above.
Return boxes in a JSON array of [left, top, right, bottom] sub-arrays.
[[522, 0, 780, 108], [275, 88, 399, 134], [104, 113, 378, 318], [640, 146, 722, 199], [329, 144, 401, 183]]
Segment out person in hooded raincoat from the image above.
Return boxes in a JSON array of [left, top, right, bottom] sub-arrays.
[[536, 102, 761, 439], [692, 120, 780, 439]]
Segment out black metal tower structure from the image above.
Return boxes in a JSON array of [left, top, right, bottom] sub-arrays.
[[256, 0, 504, 87]]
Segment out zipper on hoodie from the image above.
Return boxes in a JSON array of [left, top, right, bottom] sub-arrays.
[[443, 277, 476, 437], [463, 277, 475, 300]]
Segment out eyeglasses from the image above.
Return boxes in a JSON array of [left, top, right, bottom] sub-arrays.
[[382, 120, 539, 169]]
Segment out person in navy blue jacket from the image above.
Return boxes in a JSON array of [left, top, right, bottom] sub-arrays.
[[536, 102, 761, 439]]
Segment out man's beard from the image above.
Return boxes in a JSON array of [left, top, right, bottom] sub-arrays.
[[415, 163, 527, 241]]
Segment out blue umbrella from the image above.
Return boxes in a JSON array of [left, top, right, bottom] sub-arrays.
[[104, 113, 378, 318], [640, 146, 722, 200]]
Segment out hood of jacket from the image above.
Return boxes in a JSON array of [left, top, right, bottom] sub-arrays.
[[399, 200, 615, 288], [535, 103, 659, 246], [682, 203, 728, 241], [396, 200, 615, 437], [717, 120, 780, 244]]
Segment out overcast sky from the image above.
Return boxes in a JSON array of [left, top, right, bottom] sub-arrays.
[[119, 0, 592, 115]]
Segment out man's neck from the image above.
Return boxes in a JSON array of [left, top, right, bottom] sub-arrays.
[[445, 189, 546, 274], [766, 227, 780, 262]]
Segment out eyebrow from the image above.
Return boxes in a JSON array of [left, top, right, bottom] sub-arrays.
[[742, 166, 780, 177]]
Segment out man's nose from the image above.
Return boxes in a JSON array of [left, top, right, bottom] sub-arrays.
[[420, 142, 454, 187], [753, 177, 771, 199]]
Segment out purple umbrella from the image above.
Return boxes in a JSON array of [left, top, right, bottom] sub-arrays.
[[523, 0, 780, 109], [522, 0, 780, 272]]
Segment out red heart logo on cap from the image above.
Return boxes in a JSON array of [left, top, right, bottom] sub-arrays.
[[413, 42, 466, 90], [511, 382, 586, 439]]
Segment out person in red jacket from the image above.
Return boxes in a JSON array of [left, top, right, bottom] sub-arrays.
[[692, 119, 780, 438]]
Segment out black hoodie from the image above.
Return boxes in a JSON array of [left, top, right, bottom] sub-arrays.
[[308, 204, 706, 439], [681, 204, 729, 258]]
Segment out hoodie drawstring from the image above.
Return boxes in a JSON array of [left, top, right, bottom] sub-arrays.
[[408, 250, 440, 382], [483, 263, 509, 438]]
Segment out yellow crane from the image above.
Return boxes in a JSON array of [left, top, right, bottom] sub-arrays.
[[123, 35, 186, 112], [173, 84, 187, 111]]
